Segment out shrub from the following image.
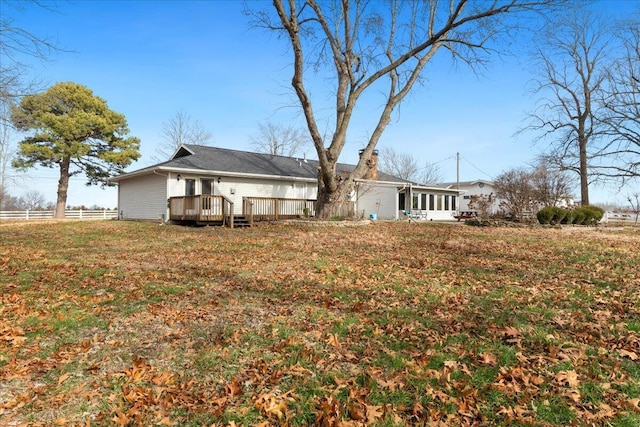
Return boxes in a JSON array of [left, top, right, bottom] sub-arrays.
[[537, 207, 555, 225], [562, 209, 577, 224], [581, 205, 605, 225], [551, 207, 567, 224], [573, 209, 586, 225]]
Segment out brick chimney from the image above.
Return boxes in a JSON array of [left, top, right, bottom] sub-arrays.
[[359, 149, 379, 180]]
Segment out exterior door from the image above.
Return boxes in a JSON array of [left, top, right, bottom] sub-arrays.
[[201, 178, 215, 195]]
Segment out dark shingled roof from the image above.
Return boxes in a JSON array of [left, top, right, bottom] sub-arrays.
[[142, 144, 405, 182]]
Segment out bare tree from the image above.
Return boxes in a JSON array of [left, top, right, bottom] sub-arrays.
[[153, 110, 213, 161], [525, 8, 619, 206], [255, 0, 559, 218], [21, 190, 46, 210], [598, 18, 640, 182], [379, 147, 419, 181], [420, 161, 443, 185], [468, 193, 495, 219], [1, 1, 61, 104], [530, 157, 576, 207], [379, 147, 442, 184], [0, 190, 22, 210], [249, 122, 308, 157], [0, 100, 18, 196], [494, 168, 537, 221], [1, 1, 63, 198], [628, 193, 640, 225]]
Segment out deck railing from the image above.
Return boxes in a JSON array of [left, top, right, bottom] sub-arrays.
[[169, 195, 234, 226], [243, 197, 315, 222], [169, 195, 317, 227]]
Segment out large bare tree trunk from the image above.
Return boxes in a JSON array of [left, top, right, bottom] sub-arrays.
[[55, 158, 70, 218], [579, 135, 589, 205], [316, 179, 354, 218]]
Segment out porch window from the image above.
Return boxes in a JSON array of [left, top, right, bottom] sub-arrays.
[[421, 194, 427, 210], [398, 193, 406, 210], [452, 196, 457, 211], [429, 194, 435, 211], [412, 194, 419, 209], [437, 195, 443, 210], [444, 195, 450, 210], [185, 179, 196, 196]]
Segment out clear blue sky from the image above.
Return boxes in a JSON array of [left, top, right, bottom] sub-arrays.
[[4, 0, 638, 208]]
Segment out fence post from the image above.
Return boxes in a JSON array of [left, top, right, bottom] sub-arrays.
[[26, 209, 29, 220]]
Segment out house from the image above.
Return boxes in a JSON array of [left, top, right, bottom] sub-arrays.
[[109, 145, 463, 225], [441, 179, 501, 216]]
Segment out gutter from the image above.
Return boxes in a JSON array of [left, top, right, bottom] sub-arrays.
[[109, 166, 318, 184]]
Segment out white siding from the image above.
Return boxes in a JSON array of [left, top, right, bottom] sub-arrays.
[[457, 182, 498, 214], [118, 173, 168, 220], [356, 183, 398, 220], [166, 175, 317, 215], [216, 177, 317, 214]]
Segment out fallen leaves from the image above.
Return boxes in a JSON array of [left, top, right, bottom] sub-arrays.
[[1, 221, 639, 425]]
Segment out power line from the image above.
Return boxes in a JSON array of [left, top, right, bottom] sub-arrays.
[[459, 155, 494, 180]]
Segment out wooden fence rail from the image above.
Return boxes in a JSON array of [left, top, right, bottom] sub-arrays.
[[0, 209, 118, 220]]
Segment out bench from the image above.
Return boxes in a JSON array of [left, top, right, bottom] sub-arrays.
[[454, 211, 477, 221]]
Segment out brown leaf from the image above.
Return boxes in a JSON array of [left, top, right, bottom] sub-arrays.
[[627, 398, 640, 413], [619, 349, 639, 360], [225, 377, 243, 398], [556, 370, 580, 388], [326, 333, 341, 348], [57, 373, 72, 386], [365, 404, 384, 424]]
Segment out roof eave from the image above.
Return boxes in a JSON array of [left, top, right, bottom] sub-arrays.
[[109, 166, 318, 184]]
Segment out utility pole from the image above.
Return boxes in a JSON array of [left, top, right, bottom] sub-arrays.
[[456, 152, 460, 190]]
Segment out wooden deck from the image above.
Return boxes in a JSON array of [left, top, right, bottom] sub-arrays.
[[169, 195, 317, 227]]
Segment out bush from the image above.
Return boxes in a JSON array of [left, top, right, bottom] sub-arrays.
[[537, 207, 555, 225], [581, 205, 604, 225], [551, 207, 567, 224], [562, 209, 577, 224], [573, 209, 586, 225]]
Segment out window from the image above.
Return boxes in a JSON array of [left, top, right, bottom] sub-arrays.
[[412, 194, 419, 209], [444, 195, 450, 210], [437, 195, 443, 210], [463, 195, 470, 200], [185, 179, 196, 196], [421, 194, 427, 210], [452, 196, 457, 211], [429, 194, 435, 211]]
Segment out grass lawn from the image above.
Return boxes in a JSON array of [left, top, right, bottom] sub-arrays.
[[1, 220, 639, 426]]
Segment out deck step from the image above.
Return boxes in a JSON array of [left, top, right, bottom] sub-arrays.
[[231, 215, 251, 228]]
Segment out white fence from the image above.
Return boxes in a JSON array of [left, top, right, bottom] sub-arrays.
[[601, 211, 638, 225], [0, 209, 119, 220]]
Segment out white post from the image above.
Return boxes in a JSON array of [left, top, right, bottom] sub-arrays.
[[79, 209, 83, 219], [26, 209, 29, 220]]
